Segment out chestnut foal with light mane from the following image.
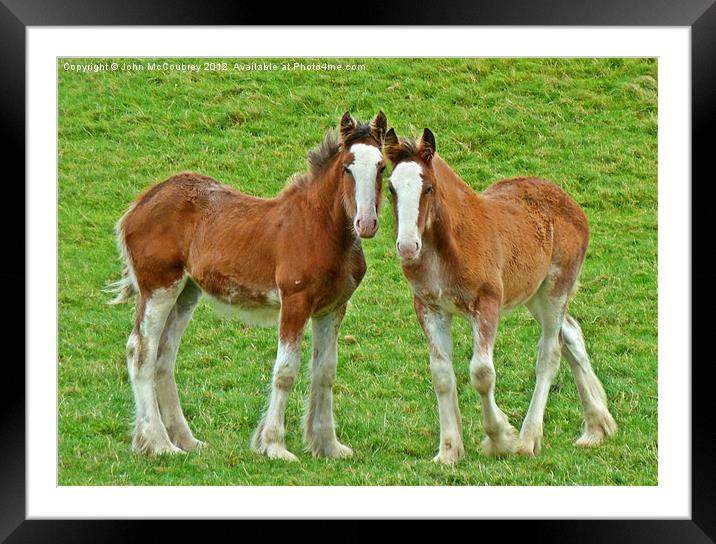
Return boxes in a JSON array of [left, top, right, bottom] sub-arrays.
[[384, 127, 617, 463], [108, 112, 388, 460]]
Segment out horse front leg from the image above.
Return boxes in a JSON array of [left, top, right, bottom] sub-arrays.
[[414, 297, 464, 464], [303, 304, 353, 458], [469, 296, 521, 457], [251, 293, 311, 462]]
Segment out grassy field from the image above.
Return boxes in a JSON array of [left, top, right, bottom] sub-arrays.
[[58, 57, 658, 485]]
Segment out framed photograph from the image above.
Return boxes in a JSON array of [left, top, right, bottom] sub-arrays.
[[6, 0, 710, 539]]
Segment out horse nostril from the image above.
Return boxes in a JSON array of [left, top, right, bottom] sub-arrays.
[[396, 240, 419, 257], [371, 219, 378, 231]]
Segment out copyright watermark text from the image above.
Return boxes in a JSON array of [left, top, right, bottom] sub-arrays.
[[60, 60, 367, 74]]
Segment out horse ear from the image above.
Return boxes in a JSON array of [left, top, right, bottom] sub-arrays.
[[371, 110, 387, 141], [384, 128, 400, 163], [339, 111, 357, 142], [419, 128, 436, 162]]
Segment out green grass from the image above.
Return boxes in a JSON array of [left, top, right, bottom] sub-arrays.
[[58, 57, 658, 485]]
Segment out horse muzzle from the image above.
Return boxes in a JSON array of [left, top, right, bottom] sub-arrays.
[[396, 238, 421, 261], [355, 216, 379, 238]]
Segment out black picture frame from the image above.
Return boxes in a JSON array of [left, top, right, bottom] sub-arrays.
[[3, 0, 711, 540]]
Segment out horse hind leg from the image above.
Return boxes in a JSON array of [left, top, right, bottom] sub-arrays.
[[126, 278, 187, 455], [155, 279, 204, 452], [521, 286, 565, 456], [561, 314, 617, 446]]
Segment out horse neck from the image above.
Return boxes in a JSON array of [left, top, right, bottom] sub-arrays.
[[300, 160, 355, 247], [424, 155, 483, 258]]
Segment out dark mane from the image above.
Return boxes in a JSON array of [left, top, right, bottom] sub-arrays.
[[307, 129, 341, 174], [391, 137, 419, 164], [287, 120, 375, 189]]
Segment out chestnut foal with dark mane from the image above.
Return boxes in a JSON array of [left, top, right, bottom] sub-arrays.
[[384, 127, 616, 464], [108, 112, 388, 460]]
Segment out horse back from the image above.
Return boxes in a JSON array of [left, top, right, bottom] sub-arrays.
[[120, 172, 274, 293], [482, 176, 590, 300]]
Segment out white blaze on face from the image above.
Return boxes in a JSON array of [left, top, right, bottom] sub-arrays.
[[348, 143, 382, 237], [390, 161, 424, 260]]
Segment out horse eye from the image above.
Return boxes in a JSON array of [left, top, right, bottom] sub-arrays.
[[343, 165, 351, 174], [388, 184, 396, 195], [424, 185, 433, 195], [379, 165, 386, 174]]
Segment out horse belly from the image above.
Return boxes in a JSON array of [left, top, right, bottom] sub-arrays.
[[202, 290, 281, 327], [190, 271, 281, 327], [500, 258, 551, 310], [204, 294, 280, 327]]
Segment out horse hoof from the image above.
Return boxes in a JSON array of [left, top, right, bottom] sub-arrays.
[[175, 437, 206, 452], [308, 441, 354, 459], [482, 426, 521, 457], [431, 451, 463, 465], [135, 442, 184, 456], [266, 446, 299, 462], [133, 427, 185, 456], [431, 440, 465, 464], [576, 411, 617, 447], [329, 442, 354, 459], [518, 435, 541, 456]]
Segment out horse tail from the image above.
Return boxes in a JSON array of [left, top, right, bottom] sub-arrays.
[[104, 205, 139, 305]]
